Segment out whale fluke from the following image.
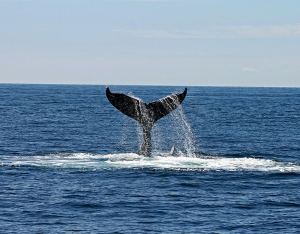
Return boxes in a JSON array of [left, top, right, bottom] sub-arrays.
[[106, 87, 187, 157]]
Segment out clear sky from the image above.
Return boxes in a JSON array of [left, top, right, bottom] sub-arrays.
[[1, 0, 299, 87]]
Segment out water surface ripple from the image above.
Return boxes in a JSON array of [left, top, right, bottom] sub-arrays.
[[1, 84, 300, 233]]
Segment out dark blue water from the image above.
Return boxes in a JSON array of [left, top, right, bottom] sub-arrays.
[[1, 84, 300, 233]]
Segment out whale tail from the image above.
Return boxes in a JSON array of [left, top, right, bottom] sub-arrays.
[[106, 87, 187, 156], [106, 87, 187, 126]]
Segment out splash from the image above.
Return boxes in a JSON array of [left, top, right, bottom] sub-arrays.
[[2, 154, 300, 172], [168, 105, 197, 157], [106, 87, 187, 157], [130, 90, 196, 157], [151, 90, 197, 157]]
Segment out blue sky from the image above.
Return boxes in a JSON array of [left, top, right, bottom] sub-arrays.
[[1, 0, 299, 87]]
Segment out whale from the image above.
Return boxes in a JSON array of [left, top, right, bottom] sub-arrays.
[[106, 87, 187, 157]]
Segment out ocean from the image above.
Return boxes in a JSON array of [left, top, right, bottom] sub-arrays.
[[1, 84, 300, 233]]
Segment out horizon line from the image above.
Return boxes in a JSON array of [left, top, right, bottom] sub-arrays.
[[1, 82, 299, 88]]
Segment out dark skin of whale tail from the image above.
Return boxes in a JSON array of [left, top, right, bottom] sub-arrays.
[[106, 87, 187, 157]]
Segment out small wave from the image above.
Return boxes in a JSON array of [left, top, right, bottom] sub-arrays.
[[1, 153, 300, 172]]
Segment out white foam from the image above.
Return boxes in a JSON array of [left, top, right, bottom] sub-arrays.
[[1, 153, 300, 172]]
